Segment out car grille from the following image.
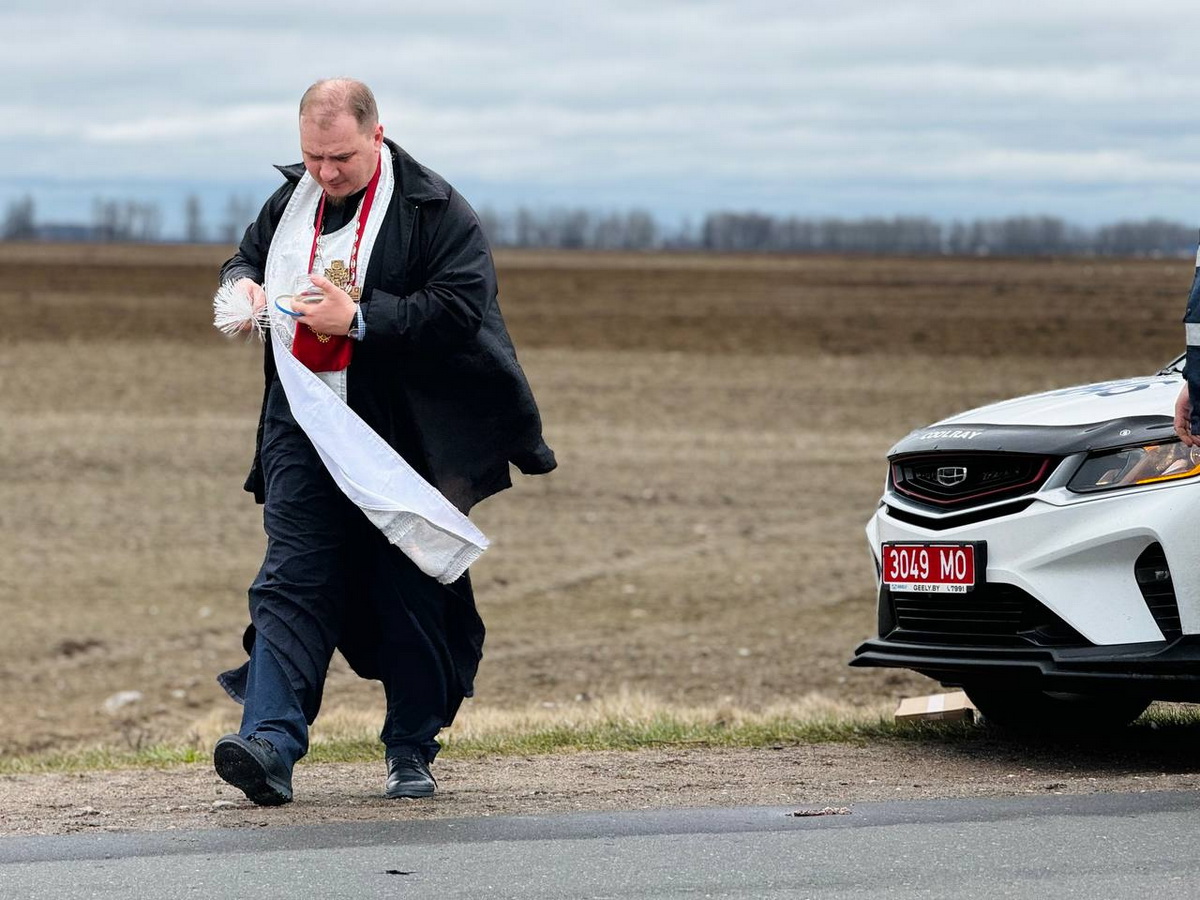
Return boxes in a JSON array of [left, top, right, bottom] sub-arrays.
[[884, 499, 1035, 531], [1136, 543, 1182, 640], [890, 452, 1058, 511], [887, 583, 1086, 647]]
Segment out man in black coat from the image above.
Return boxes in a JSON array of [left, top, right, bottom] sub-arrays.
[[212, 78, 555, 806]]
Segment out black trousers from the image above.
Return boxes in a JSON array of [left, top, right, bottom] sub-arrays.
[[226, 380, 482, 765]]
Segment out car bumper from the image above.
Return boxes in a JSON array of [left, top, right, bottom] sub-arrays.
[[866, 482, 1200, 646], [850, 636, 1200, 700]]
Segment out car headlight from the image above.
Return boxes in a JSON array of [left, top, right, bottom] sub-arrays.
[[1067, 441, 1200, 493]]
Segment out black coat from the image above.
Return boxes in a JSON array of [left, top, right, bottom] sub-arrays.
[[221, 139, 556, 513]]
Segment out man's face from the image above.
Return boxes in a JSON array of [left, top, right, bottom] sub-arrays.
[[299, 112, 384, 200]]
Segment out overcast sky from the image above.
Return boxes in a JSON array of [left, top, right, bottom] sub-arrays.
[[8, 0, 1200, 236]]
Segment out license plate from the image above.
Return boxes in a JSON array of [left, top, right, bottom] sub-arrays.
[[881, 542, 981, 593]]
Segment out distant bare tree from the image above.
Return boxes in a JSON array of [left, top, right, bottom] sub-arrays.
[[162, 197, 1200, 257], [945, 221, 973, 255], [592, 213, 623, 250], [664, 217, 698, 250], [92, 198, 119, 241], [477, 206, 507, 247], [136, 202, 162, 242], [220, 194, 257, 244], [92, 198, 162, 242], [4, 189, 1195, 255], [184, 194, 207, 243], [1094, 218, 1194, 257], [514, 207, 537, 247], [2, 195, 35, 240], [553, 209, 591, 249], [623, 210, 657, 250], [702, 212, 774, 251]]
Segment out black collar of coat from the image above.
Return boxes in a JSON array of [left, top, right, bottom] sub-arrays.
[[272, 138, 450, 204]]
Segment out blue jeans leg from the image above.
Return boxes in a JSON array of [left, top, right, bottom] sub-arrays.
[[239, 636, 308, 770]]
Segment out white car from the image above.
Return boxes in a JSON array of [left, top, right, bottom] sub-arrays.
[[851, 355, 1200, 731]]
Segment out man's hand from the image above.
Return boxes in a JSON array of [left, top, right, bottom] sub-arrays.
[[1174, 383, 1198, 446], [292, 273, 357, 336], [236, 278, 267, 332]]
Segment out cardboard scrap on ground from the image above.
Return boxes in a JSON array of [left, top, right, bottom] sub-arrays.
[[894, 690, 976, 724]]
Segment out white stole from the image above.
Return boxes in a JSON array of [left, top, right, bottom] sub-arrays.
[[261, 150, 489, 584]]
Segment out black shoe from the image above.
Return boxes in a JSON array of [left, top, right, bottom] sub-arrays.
[[385, 747, 437, 799], [213, 734, 293, 806]]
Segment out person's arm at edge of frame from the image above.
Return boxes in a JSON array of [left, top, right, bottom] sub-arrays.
[[1175, 235, 1200, 447]]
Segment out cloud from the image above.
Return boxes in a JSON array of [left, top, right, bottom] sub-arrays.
[[83, 105, 294, 144], [6, 0, 1200, 229]]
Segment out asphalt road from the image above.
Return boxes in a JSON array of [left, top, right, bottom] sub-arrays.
[[2, 791, 1199, 899]]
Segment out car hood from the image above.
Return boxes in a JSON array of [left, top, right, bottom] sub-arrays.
[[889, 374, 1181, 458], [936, 374, 1179, 427]]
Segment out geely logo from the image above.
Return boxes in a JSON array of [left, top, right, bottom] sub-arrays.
[[936, 466, 968, 486]]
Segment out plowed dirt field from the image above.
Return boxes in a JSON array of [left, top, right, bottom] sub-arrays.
[[1, 245, 1194, 834]]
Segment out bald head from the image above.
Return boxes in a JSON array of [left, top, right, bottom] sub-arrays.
[[299, 78, 379, 133], [298, 79, 385, 200]]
